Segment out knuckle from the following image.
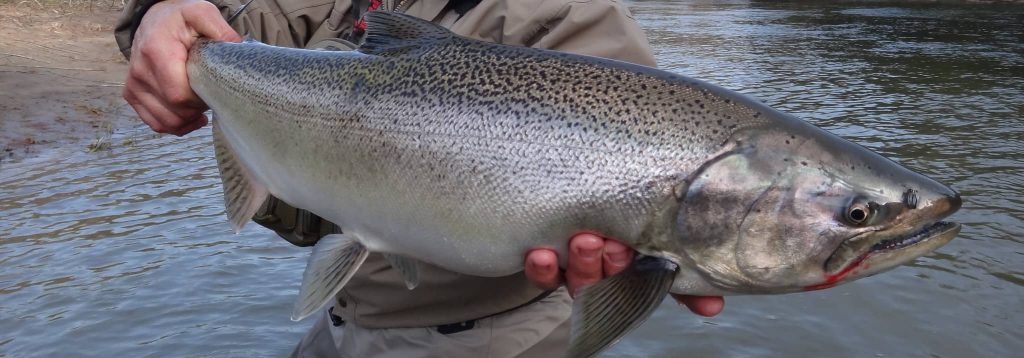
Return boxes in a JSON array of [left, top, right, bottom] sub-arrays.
[[139, 44, 160, 60], [193, 0, 217, 11], [127, 64, 146, 81], [149, 122, 173, 135], [123, 79, 144, 100], [122, 87, 134, 102], [186, 1, 218, 17], [165, 91, 193, 107]]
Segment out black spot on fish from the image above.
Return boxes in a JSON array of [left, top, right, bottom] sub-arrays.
[[801, 161, 808, 166]]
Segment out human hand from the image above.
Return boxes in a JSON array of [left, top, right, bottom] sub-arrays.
[[123, 0, 241, 136], [524, 234, 724, 317]]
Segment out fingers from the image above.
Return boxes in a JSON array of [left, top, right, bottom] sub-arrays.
[[524, 249, 560, 290], [124, 77, 205, 135], [671, 295, 725, 317], [602, 238, 633, 276], [565, 234, 604, 296], [175, 113, 209, 136], [147, 47, 207, 121], [123, 0, 233, 136], [524, 235, 639, 297]]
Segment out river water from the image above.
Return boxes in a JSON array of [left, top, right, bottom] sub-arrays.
[[1, 1, 1021, 356]]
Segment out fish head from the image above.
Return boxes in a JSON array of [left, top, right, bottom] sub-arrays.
[[669, 114, 961, 294]]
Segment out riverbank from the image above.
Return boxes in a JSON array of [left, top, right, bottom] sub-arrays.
[[0, 2, 131, 166]]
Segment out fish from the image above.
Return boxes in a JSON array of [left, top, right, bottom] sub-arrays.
[[186, 11, 962, 357]]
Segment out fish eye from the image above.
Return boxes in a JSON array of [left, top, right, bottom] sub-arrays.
[[844, 203, 871, 226]]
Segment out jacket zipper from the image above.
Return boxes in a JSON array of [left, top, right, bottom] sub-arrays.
[[393, 0, 410, 12]]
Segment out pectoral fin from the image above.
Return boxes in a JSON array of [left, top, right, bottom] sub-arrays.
[[382, 253, 420, 290], [212, 119, 268, 233], [566, 256, 678, 358], [291, 234, 369, 321]]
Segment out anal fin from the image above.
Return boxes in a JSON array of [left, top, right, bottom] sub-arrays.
[[291, 234, 369, 321], [382, 253, 420, 290], [212, 118, 268, 233], [566, 256, 678, 358]]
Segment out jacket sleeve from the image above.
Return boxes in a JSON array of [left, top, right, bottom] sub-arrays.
[[450, 0, 657, 67], [113, 0, 358, 58]]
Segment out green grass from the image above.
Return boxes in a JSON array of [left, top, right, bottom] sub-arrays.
[[86, 121, 113, 152]]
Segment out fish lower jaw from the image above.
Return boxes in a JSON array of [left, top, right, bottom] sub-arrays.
[[868, 221, 958, 252], [814, 221, 961, 290]]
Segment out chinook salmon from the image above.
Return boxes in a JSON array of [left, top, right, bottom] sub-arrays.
[[187, 11, 962, 357]]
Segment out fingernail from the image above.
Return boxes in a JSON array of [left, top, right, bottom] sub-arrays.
[[581, 247, 600, 259], [534, 260, 552, 271], [528, 255, 545, 269]]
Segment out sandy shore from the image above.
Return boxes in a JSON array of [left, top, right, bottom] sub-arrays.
[[0, 3, 133, 165]]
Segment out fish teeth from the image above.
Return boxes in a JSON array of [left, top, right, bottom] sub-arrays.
[[871, 221, 950, 252]]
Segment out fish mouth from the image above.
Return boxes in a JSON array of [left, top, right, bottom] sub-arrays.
[[868, 221, 958, 252], [823, 220, 961, 279]]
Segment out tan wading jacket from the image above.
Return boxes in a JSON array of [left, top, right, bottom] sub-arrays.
[[114, 0, 656, 329]]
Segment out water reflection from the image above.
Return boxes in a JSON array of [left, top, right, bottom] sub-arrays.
[[1, 1, 1022, 356], [0, 131, 311, 356]]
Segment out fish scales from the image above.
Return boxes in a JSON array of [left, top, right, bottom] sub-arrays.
[[189, 33, 763, 274]]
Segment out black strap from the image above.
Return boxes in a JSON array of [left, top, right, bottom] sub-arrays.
[[435, 290, 554, 335], [447, 0, 482, 18], [436, 320, 475, 334], [328, 306, 345, 327]]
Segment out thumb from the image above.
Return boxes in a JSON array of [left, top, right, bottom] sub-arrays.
[[183, 2, 242, 42]]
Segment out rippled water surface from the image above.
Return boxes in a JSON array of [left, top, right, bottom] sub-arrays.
[[2, 1, 1022, 356]]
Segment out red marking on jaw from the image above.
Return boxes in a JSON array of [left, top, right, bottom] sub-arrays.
[[803, 254, 870, 291]]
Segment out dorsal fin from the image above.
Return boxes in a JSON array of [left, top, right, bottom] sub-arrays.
[[359, 11, 454, 56]]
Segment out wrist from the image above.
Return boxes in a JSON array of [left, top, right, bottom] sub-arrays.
[[127, 0, 164, 51]]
